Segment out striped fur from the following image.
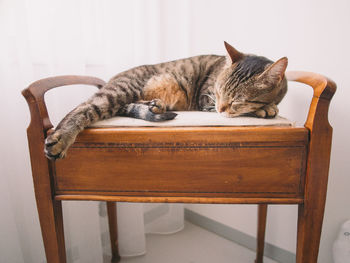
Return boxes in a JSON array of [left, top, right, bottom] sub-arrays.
[[45, 42, 288, 159]]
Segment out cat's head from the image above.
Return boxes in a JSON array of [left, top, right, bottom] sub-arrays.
[[215, 41, 288, 117]]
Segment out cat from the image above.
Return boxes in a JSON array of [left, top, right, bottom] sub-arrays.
[[45, 41, 288, 159]]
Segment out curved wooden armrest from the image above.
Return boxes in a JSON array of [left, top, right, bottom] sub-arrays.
[[286, 71, 336, 132], [22, 75, 106, 133]]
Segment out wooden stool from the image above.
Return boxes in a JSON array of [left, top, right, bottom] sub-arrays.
[[22, 71, 336, 263]]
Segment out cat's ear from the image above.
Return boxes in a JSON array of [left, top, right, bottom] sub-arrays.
[[258, 57, 288, 83], [224, 41, 244, 64]]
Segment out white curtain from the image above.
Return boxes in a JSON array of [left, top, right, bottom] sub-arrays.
[[0, 0, 191, 262]]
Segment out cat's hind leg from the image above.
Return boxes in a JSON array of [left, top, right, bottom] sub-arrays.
[[137, 99, 167, 114], [120, 99, 177, 122]]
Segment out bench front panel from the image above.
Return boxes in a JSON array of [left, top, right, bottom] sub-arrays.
[[54, 127, 308, 198]]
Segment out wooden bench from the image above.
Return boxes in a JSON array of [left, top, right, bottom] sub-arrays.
[[22, 71, 336, 263]]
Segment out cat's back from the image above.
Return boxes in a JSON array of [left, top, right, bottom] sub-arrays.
[[156, 54, 225, 76], [109, 55, 225, 83]]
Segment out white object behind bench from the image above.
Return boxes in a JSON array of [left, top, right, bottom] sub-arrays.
[[333, 220, 350, 263]]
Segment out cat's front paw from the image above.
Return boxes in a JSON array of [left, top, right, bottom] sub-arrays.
[[44, 130, 75, 160], [149, 99, 166, 114], [254, 104, 278, 118]]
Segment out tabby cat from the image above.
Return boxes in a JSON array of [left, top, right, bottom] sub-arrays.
[[45, 42, 288, 159]]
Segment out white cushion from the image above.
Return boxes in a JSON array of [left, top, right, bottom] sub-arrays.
[[89, 111, 294, 128]]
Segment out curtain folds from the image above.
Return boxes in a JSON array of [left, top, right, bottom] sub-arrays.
[[1, 0, 190, 261]]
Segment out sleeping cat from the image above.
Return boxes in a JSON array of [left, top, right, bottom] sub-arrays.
[[45, 42, 288, 159]]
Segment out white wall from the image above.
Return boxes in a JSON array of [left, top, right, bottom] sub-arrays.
[[186, 1, 350, 262], [1, 0, 349, 263]]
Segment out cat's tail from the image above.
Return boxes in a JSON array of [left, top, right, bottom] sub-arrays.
[[120, 103, 177, 122]]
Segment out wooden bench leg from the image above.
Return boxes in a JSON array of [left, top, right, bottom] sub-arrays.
[[255, 204, 267, 263], [36, 198, 66, 263], [296, 202, 325, 263], [107, 202, 121, 262]]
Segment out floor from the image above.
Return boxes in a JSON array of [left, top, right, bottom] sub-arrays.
[[120, 221, 278, 263]]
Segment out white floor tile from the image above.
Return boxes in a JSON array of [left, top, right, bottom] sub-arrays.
[[119, 221, 278, 263]]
